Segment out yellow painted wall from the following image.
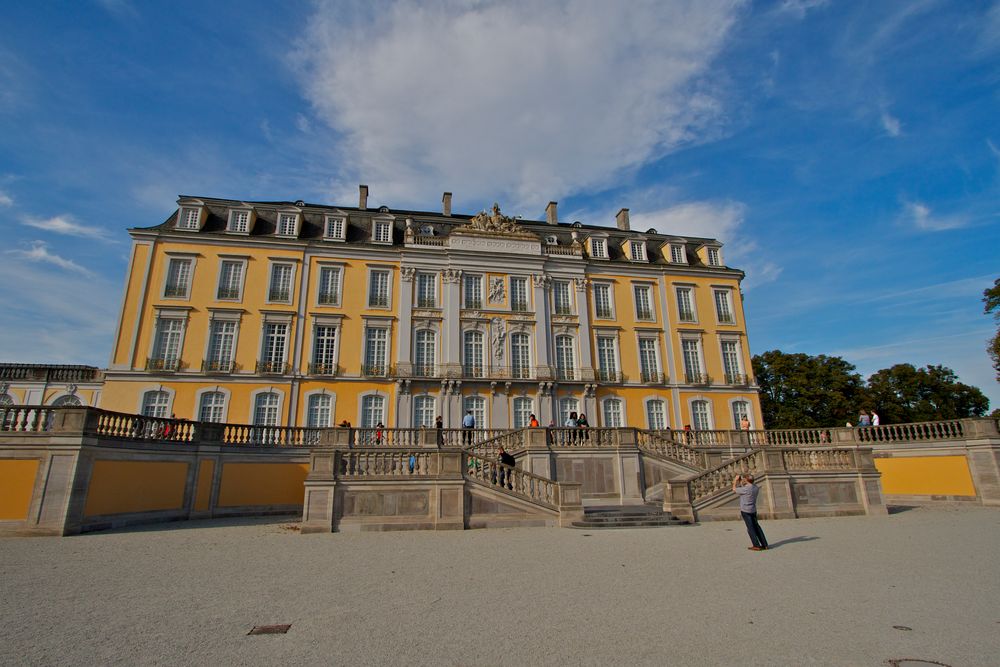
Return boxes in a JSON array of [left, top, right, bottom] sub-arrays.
[[875, 455, 977, 497], [0, 459, 40, 520], [217, 462, 309, 507], [84, 460, 189, 516], [193, 459, 215, 511]]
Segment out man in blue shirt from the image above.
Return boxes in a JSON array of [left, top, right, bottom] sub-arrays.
[[462, 410, 475, 446], [733, 474, 768, 551]]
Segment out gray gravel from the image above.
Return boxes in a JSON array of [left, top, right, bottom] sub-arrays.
[[1, 505, 998, 666]]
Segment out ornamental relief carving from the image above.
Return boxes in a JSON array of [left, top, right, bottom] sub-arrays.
[[574, 277, 590, 290], [488, 277, 505, 303], [441, 269, 462, 283], [459, 203, 537, 238], [400, 267, 416, 282], [532, 274, 551, 289], [551, 315, 579, 324]]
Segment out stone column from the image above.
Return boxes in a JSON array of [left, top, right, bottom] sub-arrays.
[[396, 267, 415, 378], [532, 274, 553, 378], [523, 428, 553, 478], [434, 448, 466, 530], [441, 269, 462, 377], [574, 277, 595, 379]]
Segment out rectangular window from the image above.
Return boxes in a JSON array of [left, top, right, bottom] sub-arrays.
[[670, 245, 685, 264], [311, 325, 338, 375], [416, 273, 437, 308], [590, 238, 607, 259], [722, 340, 742, 384], [317, 266, 342, 306], [368, 270, 390, 308], [630, 242, 647, 261], [714, 289, 734, 324], [513, 397, 533, 429], [638, 338, 660, 383], [373, 220, 392, 244], [692, 400, 711, 430], [278, 213, 298, 236], [325, 216, 345, 240], [593, 283, 613, 319], [555, 336, 575, 381], [676, 287, 696, 322], [413, 330, 436, 377], [179, 208, 200, 230], [510, 277, 528, 311], [205, 320, 236, 372], [646, 400, 667, 430], [360, 395, 385, 428], [164, 258, 192, 298], [463, 331, 484, 377], [708, 248, 721, 266], [596, 336, 618, 381], [228, 210, 249, 233], [413, 396, 435, 428], [633, 285, 653, 321], [732, 401, 751, 429], [463, 275, 482, 309], [254, 392, 280, 426], [152, 319, 184, 369], [199, 392, 226, 423], [307, 394, 332, 428], [463, 396, 485, 429], [553, 280, 572, 315], [682, 339, 703, 383], [510, 333, 531, 379], [258, 323, 288, 375], [217, 260, 244, 300], [363, 328, 388, 376], [603, 399, 623, 427], [268, 264, 293, 302]]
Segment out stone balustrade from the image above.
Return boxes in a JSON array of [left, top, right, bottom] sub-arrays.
[[636, 430, 708, 468], [464, 453, 559, 508], [340, 450, 433, 477]]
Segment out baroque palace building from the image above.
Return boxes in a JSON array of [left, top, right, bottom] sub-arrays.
[[99, 186, 762, 431]]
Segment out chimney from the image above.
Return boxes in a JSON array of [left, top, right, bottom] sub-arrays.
[[616, 208, 630, 231], [442, 192, 452, 217], [546, 201, 558, 225], [359, 184, 369, 210]]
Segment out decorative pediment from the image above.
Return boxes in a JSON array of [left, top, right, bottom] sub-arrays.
[[456, 203, 538, 240]]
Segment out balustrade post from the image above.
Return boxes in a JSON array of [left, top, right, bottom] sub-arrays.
[[320, 427, 352, 448], [831, 427, 858, 446], [49, 407, 100, 435], [661, 480, 694, 523], [962, 417, 1000, 439], [557, 481, 584, 527], [195, 422, 225, 445], [301, 449, 338, 534]]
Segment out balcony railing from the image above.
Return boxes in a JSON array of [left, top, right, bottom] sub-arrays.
[[718, 314, 735, 324], [555, 367, 576, 381], [554, 305, 573, 316], [368, 296, 389, 308], [464, 299, 482, 310], [362, 364, 390, 377], [163, 284, 187, 298], [640, 370, 665, 384], [542, 245, 582, 257], [317, 292, 340, 306], [416, 298, 437, 309], [408, 235, 445, 247], [685, 372, 711, 385], [725, 373, 749, 386], [596, 368, 623, 383], [463, 364, 485, 378], [217, 287, 240, 300], [636, 309, 654, 321], [595, 308, 613, 319], [511, 300, 529, 312], [308, 362, 339, 376], [678, 310, 695, 322], [256, 361, 289, 375], [201, 359, 235, 373], [268, 289, 291, 302], [145, 358, 180, 372], [411, 363, 438, 378]]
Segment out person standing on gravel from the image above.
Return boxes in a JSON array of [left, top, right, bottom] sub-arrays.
[[733, 474, 768, 551]]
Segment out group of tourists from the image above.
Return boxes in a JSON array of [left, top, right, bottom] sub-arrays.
[[846, 409, 880, 428]]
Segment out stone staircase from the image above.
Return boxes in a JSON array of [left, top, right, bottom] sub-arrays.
[[570, 503, 690, 529]]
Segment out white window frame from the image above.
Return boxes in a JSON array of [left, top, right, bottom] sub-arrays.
[[463, 329, 485, 377], [413, 329, 437, 377], [227, 208, 252, 234], [554, 335, 576, 381], [316, 264, 344, 307], [304, 391, 335, 428], [720, 337, 745, 385], [593, 282, 615, 320], [276, 211, 300, 237], [195, 387, 230, 423], [637, 336, 662, 383], [463, 274, 483, 309], [177, 206, 202, 231], [372, 219, 393, 245], [689, 398, 714, 430], [681, 336, 707, 384], [629, 241, 647, 262], [601, 397, 625, 427], [310, 321, 341, 375], [324, 215, 346, 241], [552, 280, 572, 315], [163, 256, 195, 300], [510, 276, 529, 312], [512, 397, 533, 428], [259, 320, 291, 373], [669, 244, 687, 264], [589, 237, 608, 260], [415, 272, 437, 309], [644, 397, 668, 430], [141, 389, 172, 418], [216, 257, 247, 302], [358, 392, 388, 428], [203, 315, 239, 372], [675, 285, 697, 323], [249, 388, 284, 426], [413, 395, 436, 428], [148, 313, 188, 371], [632, 283, 654, 321], [509, 332, 531, 379], [266, 262, 296, 304], [714, 288, 735, 325], [596, 334, 620, 382], [463, 395, 487, 429], [362, 323, 390, 377], [366, 267, 392, 310], [558, 397, 579, 427], [707, 247, 722, 266], [730, 398, 752, 430]]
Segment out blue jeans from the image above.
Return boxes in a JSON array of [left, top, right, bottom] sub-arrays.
[[741, 511, 768, 548]]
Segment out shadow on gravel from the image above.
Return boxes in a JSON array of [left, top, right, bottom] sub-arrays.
[[887, 505, 918, 515], [83, 515, 298, 536], [766, 536, 819, 549]]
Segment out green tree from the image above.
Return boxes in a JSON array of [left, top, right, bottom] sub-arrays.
[[751, 351, 866, 428], [984, 277, 1000, 382], [865, 364, 988, 423]]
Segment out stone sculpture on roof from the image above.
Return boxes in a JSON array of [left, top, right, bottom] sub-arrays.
[[465, 203, 526, 236]]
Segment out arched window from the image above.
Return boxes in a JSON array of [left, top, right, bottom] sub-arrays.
[[414, 330, 436, 377], [692, 400, 711, 430], [602, 398, 623, 427], [731, 400, 751, 429], [198, 392, 226, 422], [361, 395, 385, 428], [306, 394, 332, 428], [52, 395, 82, 407], [558, 398, 578, 427], [509, 333, 530, 379], [463, 395, 485, 428], [141, 391, 170, 418], [554, 335, 575, 380], [463, 331, 484, 377], [646, 399, 667, 430], [253, 392, 280, 426], [512, 397, 533, 428], [413, 395, 435, 427]]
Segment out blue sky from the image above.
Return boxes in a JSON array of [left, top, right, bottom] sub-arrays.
[[1, 0, 998, 409]]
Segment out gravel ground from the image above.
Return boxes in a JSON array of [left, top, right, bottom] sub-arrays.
[[1, 505, 998, 666]]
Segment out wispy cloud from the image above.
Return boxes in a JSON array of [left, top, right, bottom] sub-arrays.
[[22, 214, 115, 241], [880, 108, 902, 137], [0, 190, 12, 206], [294, 1, 745, 208], [899, 200, 968, 231], [5, 241, 94, 276], [777, 0, 829, 19], [93, 0, 139, 20]]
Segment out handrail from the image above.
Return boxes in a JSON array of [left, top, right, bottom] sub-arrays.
[[339, 450, 433, 477], [636, 430, 708, 468], [464, 453, 559, 509], [548, 427, 615, 447], [686, 450, 763, 504]]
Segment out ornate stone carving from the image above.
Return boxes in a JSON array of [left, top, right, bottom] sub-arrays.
[[532, 274, 551, 289], [490, 317, 506, 361], [441, 269, 462, 283], [400, 266, 416, 282], [66, 384, 78, 396], [467, 203, 522, 235], [489, 276, 505, 303], [574, 277, 590, 291], [0, 382, 9, 396]]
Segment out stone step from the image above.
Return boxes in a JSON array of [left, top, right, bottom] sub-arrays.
[[572, 504, 690, 529]]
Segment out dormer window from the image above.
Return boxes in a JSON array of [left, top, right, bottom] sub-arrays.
[[669, 244, 687, 264], [178, 207, 201, 230], [708, 248, 722, 266], [419, 225, 434, 236], [373, 219, 392, 244], [590, 238, 608, 259], [324, 216, 346, 241], [546, 235, 558, 245], [629, 241, 647, 262], [277, 213, 299, 237], [228, 209, 251, 233]]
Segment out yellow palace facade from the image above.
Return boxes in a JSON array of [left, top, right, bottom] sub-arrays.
[[100, 187, 763, 431]]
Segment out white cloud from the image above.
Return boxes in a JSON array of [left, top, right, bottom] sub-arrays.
[[22, 214, 115, 241], [295, 1, 744, 208], [295, 113, 312, 133], [5, 241, 94, 276], [880, 109, 902, 137], [778, 0, 829, 18], [900, 200, 968, 231], [0, 190, 11, 206]]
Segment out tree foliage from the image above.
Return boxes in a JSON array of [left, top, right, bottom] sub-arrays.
[[865, 364, 988, 423], [984, 277, 1000, 382], [752, 351, 865, 429]]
